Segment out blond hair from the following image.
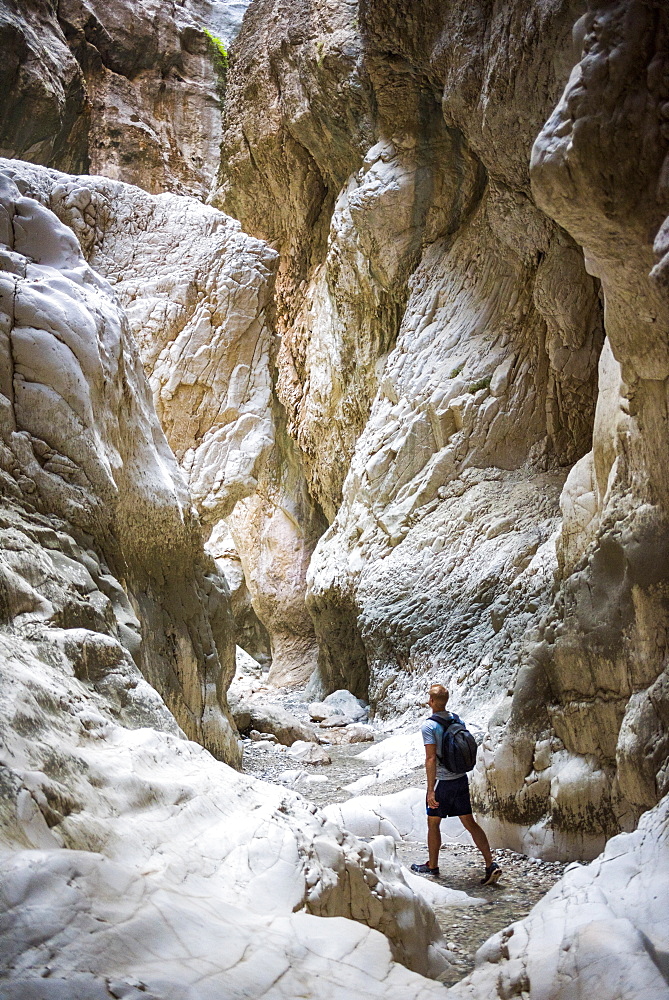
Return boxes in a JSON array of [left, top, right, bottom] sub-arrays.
[[429, 684, 449, 710]]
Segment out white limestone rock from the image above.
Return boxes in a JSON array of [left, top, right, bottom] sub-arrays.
[[286, 740, 332, 765], [324, 788, 473, 849], [452, 795, 669, 1000], [3, 156, 321, 690], [0, 616, 452, 991], [320, 724, 375, 745], [310, 689, 369, 725], [472, 0, 669, 855], [0, 163, 239, 763]]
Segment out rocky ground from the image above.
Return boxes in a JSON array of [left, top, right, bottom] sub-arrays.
[[242, 730, 569, 989]]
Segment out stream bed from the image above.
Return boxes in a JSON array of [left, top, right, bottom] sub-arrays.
[[242, 735, 570, 988]]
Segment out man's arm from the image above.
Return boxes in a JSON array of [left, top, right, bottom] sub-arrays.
[[425, 744, 438, 809]]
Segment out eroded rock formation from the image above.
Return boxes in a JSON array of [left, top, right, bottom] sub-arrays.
[[0, 156, 323, 685], [2, 0, 669, 996], [473, 0, 669, 860], [0, 163, 238, 762]]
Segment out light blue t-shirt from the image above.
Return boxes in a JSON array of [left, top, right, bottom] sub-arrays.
[[421, 711, 465, 781]]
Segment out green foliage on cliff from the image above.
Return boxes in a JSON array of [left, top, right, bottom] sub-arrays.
[[203, 29, 228, 100], [467, 376, 492, 394]]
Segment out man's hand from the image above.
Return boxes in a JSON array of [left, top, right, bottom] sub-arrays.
[[427, 789, 438, 810]]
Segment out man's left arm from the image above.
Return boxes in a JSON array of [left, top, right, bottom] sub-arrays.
[[425, 744, 438, 809]]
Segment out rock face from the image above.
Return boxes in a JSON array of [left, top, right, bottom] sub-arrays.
[[214, 0, 669, 861], [0, 156, 322, 687], [0, 162, 240, 763], [0, 0, 250, 196], [472, 0, 669, 860]]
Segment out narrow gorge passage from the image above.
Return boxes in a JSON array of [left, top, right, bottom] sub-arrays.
[[235, 661, 568, 989], [0, 1, 668, 999]]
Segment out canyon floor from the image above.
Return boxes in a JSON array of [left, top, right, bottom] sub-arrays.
[[242, 710, 568, 988]]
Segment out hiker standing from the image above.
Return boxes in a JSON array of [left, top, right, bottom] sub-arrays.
[[410, 683, 502, 885]]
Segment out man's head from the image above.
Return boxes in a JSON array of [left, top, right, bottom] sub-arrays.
[[428, 684, 449, 711]]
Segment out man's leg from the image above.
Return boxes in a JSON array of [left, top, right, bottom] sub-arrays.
[[459, 813, 492, 866], [427, 815, 442, 869]]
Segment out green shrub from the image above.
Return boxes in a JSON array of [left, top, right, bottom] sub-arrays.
[[203, 29, 228, 99], [449, 363, 464, 378], [467, 376, 492, 394]]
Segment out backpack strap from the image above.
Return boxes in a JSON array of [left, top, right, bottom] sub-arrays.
[[429, 712, 460, 728], [429, 713, 455, 766]]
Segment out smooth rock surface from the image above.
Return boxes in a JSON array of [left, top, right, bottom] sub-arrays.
[[0, 625, 453, 992], [451, 795, 669, 1000]]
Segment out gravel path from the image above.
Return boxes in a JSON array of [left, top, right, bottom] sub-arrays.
[[242, 735, 571, 988]]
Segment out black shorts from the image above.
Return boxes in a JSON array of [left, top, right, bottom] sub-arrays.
[[426, 775, 472, 817]]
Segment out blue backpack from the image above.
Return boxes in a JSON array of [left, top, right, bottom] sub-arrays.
[[430, 713, 478, 773]]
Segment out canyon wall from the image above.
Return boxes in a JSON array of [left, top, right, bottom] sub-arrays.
[[0, 160, 241, 762], [216, 0, 669, 858], [1, 0, 668, 871], [477, 0, 669, 857], [0, 0, 249, 195]]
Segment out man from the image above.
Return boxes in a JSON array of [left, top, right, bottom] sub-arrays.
[[410, 683, 502, 885]]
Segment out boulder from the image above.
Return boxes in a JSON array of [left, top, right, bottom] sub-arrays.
[[245, 702, 320, 746], [310, 690, 368, 725], [320, 724, 376, 745], [249, 730, 279, 744], [286, 741, 332, 765]]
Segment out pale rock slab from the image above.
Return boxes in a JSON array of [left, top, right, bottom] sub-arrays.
[[320, 724, 375, 745], [310, 688, 369, 725], [286, 740, 332, 764], [0, 615, 453, 990], [324, 788, 473, 849]]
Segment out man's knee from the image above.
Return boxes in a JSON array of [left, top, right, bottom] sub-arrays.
[[427, 815, 442, 830]]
